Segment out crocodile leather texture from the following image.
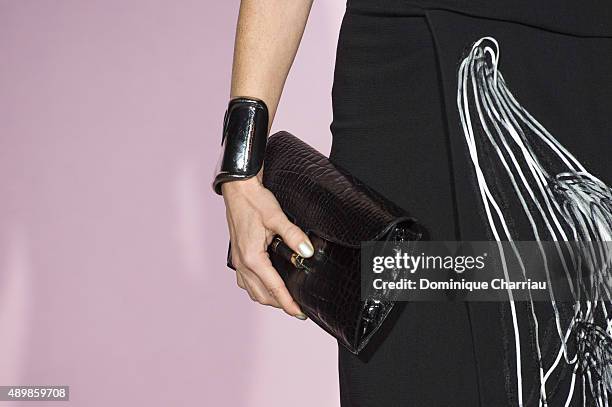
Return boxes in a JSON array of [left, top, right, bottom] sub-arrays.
[[227, 131, 422, 354]]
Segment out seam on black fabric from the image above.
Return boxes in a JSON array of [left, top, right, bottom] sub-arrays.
[[423, 7, 612, 39], [345, 2, 612, 38], [462, 301, 483, 407], [423, 12, 483, 406], [422, 12, 462, 243]]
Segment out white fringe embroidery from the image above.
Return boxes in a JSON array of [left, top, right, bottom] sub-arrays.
[[457, 37, 612, 407]]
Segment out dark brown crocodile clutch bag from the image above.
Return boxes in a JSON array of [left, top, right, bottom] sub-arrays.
[[227, 131, 422, 354]]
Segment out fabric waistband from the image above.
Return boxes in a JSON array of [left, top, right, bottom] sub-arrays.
[[345, 0, 612, 38]]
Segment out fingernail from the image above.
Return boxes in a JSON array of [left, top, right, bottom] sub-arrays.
[[298, 241, 314, 258], [295, 313, 308, 320]]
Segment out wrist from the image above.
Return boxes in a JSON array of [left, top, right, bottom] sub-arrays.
[[221, 173, 263, 195]]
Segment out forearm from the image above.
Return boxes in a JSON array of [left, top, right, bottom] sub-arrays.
[[230, 0, 314, 131]]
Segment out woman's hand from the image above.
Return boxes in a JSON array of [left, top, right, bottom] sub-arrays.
[[222, 174, 314, 319], [221, 0, 314, 319]]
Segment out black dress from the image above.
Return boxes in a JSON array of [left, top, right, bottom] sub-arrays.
[[329, 0, 612, 405]]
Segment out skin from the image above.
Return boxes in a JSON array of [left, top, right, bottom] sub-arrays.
[[222, 0, 315, 319]]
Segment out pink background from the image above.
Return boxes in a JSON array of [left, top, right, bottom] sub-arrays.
[[0, 1, 345, 405]]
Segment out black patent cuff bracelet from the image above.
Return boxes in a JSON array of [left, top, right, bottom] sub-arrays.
[[212, 97, 269, 195]]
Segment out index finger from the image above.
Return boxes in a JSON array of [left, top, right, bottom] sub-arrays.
[[250, 252, 306, 319]]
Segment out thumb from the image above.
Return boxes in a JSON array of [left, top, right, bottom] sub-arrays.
[[266, 212, 314, 258]]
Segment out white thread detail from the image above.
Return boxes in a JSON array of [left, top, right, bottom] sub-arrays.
[[457, 36, 612, 407]]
